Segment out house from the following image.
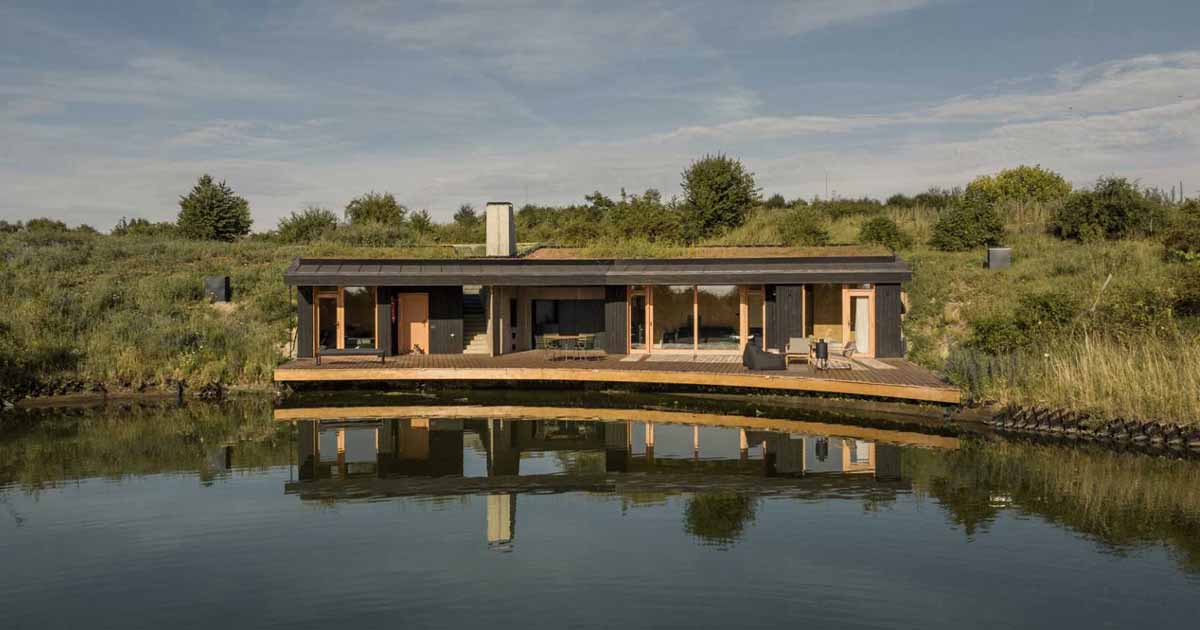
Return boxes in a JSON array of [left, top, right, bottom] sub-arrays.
[[283, 202, 912, 361]]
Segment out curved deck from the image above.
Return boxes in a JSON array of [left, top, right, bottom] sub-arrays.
[[274, 352, 960, 404]]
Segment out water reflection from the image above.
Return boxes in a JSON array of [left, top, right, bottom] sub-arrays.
[[287, 417, 908, 548]]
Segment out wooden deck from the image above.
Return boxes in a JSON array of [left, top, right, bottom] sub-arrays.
[[275, 351, 960, 404]]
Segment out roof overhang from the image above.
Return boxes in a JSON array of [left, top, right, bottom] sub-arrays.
[[283, 255, 913, 287]]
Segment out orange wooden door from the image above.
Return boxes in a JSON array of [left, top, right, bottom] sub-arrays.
[[398, 293, 430, 354]]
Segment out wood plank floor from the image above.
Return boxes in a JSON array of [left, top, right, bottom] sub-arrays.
[[274, 351, 960, 404]]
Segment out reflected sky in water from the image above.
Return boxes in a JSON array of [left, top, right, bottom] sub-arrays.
[[1, 401, 1198, 629]]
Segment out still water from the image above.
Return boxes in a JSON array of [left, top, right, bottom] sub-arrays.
[[2, 397, 1199, 629]]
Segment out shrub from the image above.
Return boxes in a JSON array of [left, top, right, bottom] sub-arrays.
[[965, 165, 1071, 206], [1092, 283, 1177, 336], [1171, 264, 1200, 317], [329, 220, 412, 246], [929, 193, 1004, 251], [409, 209, 434, 235], [966, 291, 1080, 354], [679, 153, 759, 242], [112, 217, 177, 238], [764, 193, 787, 209], [603, 189, 682, 243], [779, 208, 830, 246], [176, 175, 252, 241], [1162, 200, 1200, 262], [858, 216, 912, 250], [276, 206, 338, 243], [811, 197, 884, 219], [24, 218, 69, 232], [345, 191, 406, 225], [1051, 177, 1165, 241]]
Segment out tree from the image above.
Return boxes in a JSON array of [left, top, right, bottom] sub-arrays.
[[929, 189, 1005, 251], [1051, 176, 1164, 241], [679, 153, 760, 242], [176, 175, 252, 241], [453, 203, 480, 228], [409, 209, 434, 235], [344, 191, 406, 225], [276, 206, 338, 243], [965, 165, 1071, 206], [684, 492, 758, 547], [764, 193, 787, 208], [603, 189, 682, 243], [1163, 200, 1200, 262]]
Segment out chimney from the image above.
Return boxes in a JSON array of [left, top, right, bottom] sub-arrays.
[[485, 202, 516, 257]]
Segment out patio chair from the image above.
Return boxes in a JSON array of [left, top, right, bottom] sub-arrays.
[[742, 335, 786, 371], [785, 337, 810, 365]]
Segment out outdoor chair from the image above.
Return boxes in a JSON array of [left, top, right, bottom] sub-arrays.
[[785, 337, 810, 365], [742, 335, 786, 371]]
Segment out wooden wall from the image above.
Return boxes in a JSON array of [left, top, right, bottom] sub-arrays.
[[296, 286, 314, 358], [873, 283, 904, 358], [375, 287, 393, 355], [427, 285, 464, 354], [604, 285, 628, 354], [772, 285, 805, 350]]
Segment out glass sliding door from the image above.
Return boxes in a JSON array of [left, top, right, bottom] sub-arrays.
[[652, 285, 694, 350], [746, 287, 764, 349], [696, 285, 739, 350], [850, 295, 871, 355]]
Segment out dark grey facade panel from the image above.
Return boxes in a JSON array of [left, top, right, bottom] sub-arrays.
[[764, 285, 782, 351], [376, 287, 393, 356], [604, 285, 628, 354], [296, 286, 313, 358], [427, 286, 464, 354], [775, 285, 805, 350], [874, 283, 904, 358]]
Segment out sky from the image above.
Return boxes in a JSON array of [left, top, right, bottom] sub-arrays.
[[2, 0, 1199, 230]]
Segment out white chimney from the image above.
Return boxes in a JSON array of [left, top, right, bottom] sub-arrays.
[[485, 202, 516, 257]]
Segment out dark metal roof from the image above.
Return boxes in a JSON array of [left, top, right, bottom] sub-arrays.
[[283, 255, 912, 287]]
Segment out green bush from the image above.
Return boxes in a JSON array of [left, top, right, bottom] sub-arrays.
[[330, 220, 413, 246], [929, 193, 1005, 251], [779, 208, 830, 246], [603, 189, 682, 243], [1051, 177, 1165, 241], [858, 216, 912, 250], [966, 291, 1080, 354], [764, 193, 787, 209], [1172, 265, 1200, 317], [1163, 200, 1200, 262], [1092, 283, 1177, 335], [177, 175, 253, 241], [112, 217, 178, 238], [276, 206, 338, 243], [345, 191, 406, 225], [965, 165, 1071, 206], [811, 197, 884, 219]]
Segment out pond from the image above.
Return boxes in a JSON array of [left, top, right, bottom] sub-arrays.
[[2, 396, 1199, 628]]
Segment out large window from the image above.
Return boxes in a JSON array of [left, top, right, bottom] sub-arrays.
[[316, 294, 337, 350], [747, 288, 764, 346], [652, 285, 694, 350], [342, 286, 376, 349], [696, 286, 739, 350]]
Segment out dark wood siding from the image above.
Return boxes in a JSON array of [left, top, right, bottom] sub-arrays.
[[604, 285, 628, 354], [874, 283, 903, 358], [375, 287, 393, 356], [764, 285, 782, 351], [772, 285, 805, 350], [428, 286, 464, 354], [296, 286, 313, 358]]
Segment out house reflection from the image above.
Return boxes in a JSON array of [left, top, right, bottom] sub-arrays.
[[289, 418, 905, 548]]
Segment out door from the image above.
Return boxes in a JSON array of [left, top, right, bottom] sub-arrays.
[[316, 295, 339, 351], [397, 293, 430, 354]]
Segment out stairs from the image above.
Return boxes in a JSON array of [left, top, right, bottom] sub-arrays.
[[463, 285, 490, 354]]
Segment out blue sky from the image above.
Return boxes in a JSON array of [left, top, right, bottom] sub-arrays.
[[2, 0, 1199, 229]]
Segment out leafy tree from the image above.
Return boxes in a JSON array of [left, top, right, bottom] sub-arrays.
[[344, 191, 406, 225], [929, 189, 1005, 251], [966, 165, 1071, 206], [603, 189, 682, 243], [886, 193, 914, 208], [409, 209, 434, 235], [764, 193, 787, 208], [859, 216, 912, 250], [684, 492, 758, 547], [912, 187, 961, 209], [0, 220, 19, 233], [176, 175, 252, 241], [779, 207, 830, 246], [453, 203, 479, 227], [276, 206, 338, 243], [1051, 177, 1165, 241], [679, 153, 760, 242]]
